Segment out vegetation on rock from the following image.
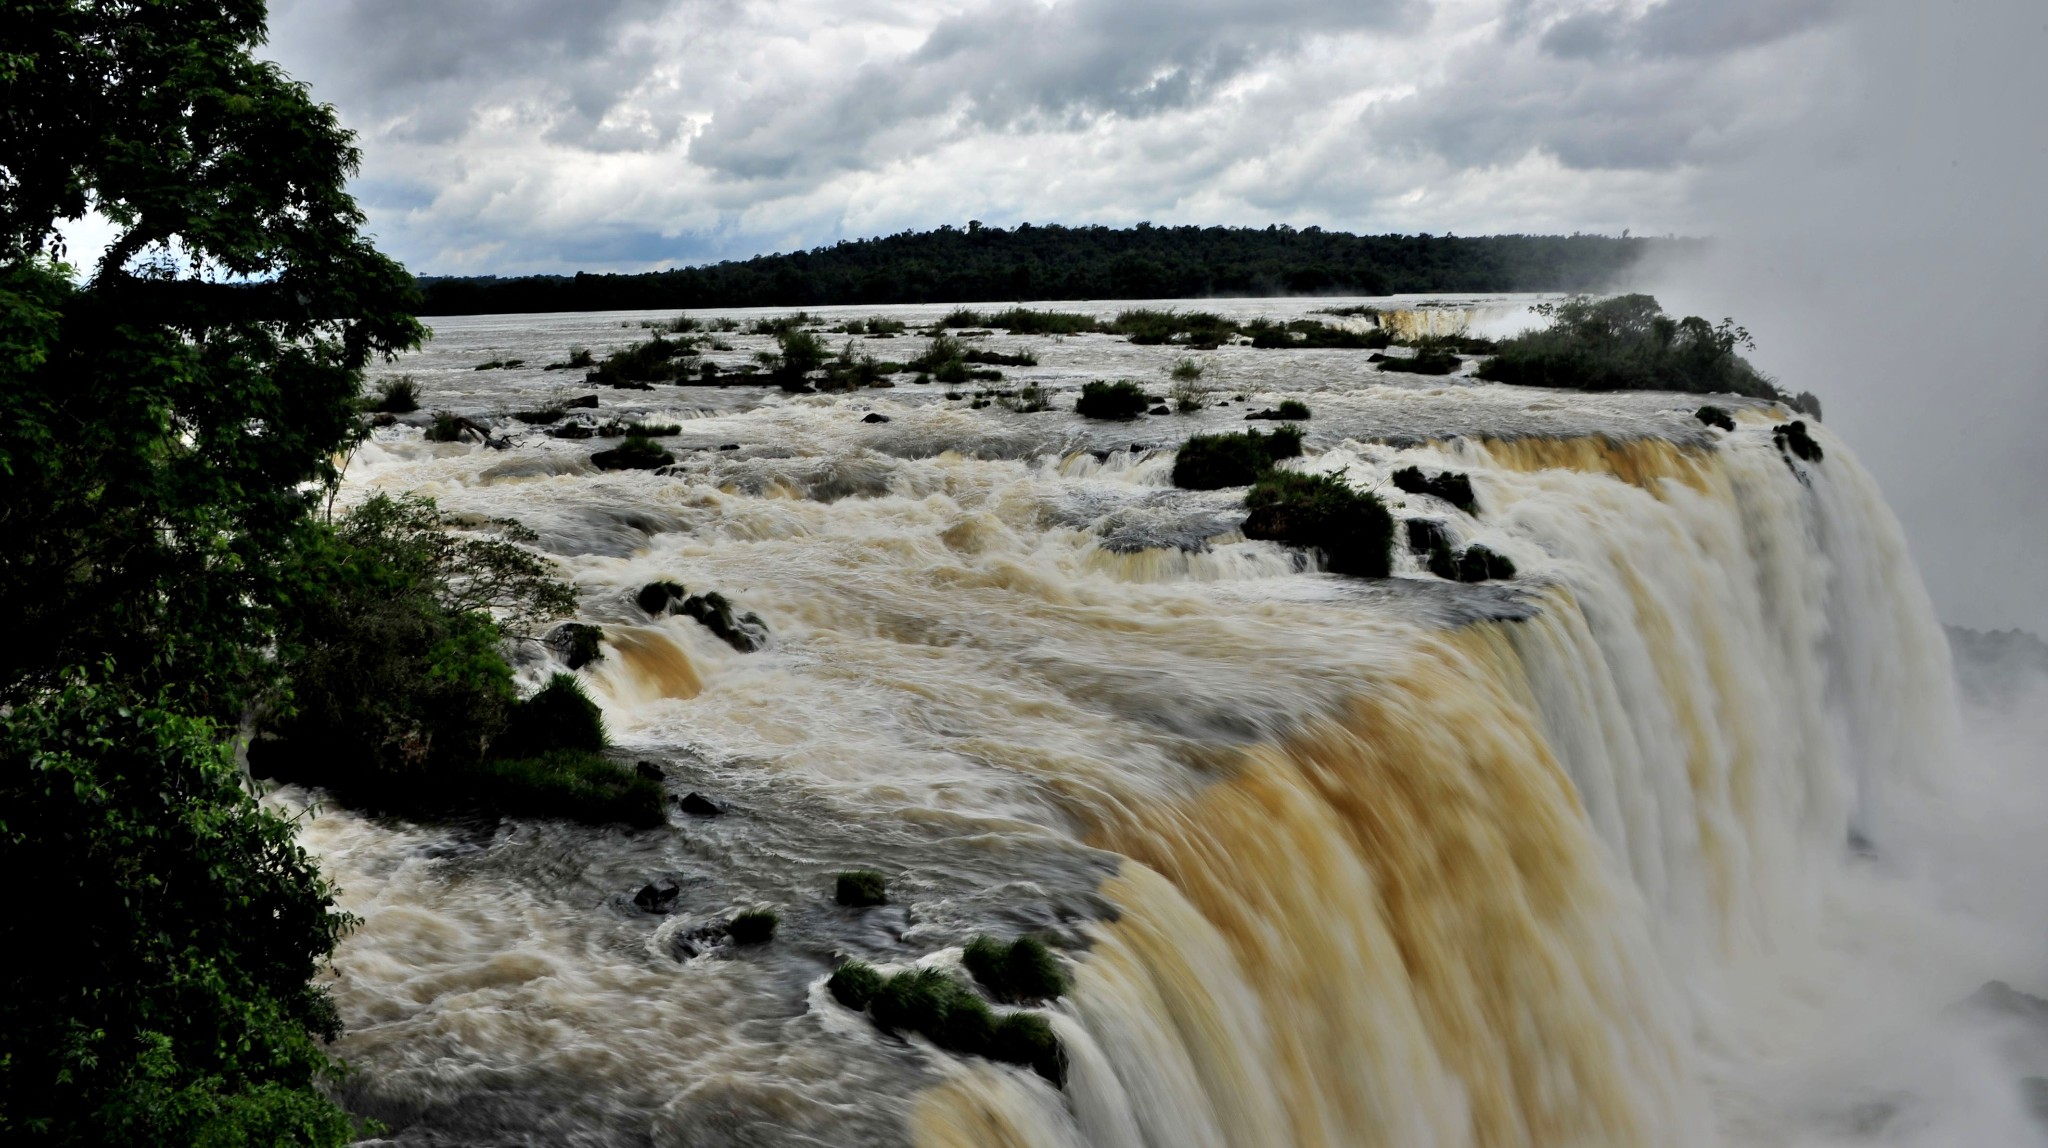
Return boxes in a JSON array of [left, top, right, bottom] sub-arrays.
[[1242, 472, 1396, 578], [1171, 427, 1305, 490], [1075, 379, 1151, 420]]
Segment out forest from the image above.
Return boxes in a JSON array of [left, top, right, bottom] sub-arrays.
[[415, 225, 1680, 315]]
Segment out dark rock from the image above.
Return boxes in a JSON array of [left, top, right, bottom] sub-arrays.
[[637, 580, 686, 616], [1695, 405, 1737, 432], [1367, 353, 1387, 363], [635, 760, 664, 781], [370, 412, 398, 427], [679, 791, 723, 817], [565, 394, 600, 409], [1405, 518, 1449, 555], [1773, 419, 1823, 463], [545, 623, 605, 670], [634, 877, 680, 913], [862, 412, 890, 423], [592, 436, 675, 470], [1147, 405, 1171, 415], [1391, 466, 1477, 514], [719, 443, 740, 451], [551, 423, 595, 440], [679, 592, 768, 652]]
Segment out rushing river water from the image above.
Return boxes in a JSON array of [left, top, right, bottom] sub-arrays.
[[280, 298, 2048, 1147]]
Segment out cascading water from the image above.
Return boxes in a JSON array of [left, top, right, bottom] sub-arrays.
[[289, 299, 2030, 1148]]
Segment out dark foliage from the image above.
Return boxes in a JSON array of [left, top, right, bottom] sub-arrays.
[[1405, 518, 1449, 555], [592, 434, 675, 470], [1246, 399, 1311, 420], [1243, 317, 1387, 349], [461, 750, 664, 828], [426, 411, 465, 442], [544, 347, 595, 370], [728, 910, 779, 945], [828, 962, 885, 1010], [1242, 472, 1395, 578], [550, 622, 606, 669], [2, 681, 360, 1146], [592, 334, 698, 385], [1110, 308, 1236, 347], [990, 1013, 1065, 1085], [1427, 542, 1517, 583], [1390, 466, 1478, 513], [1171, 427, 1305, 490], [836, 870, 889, 907], [1476, 294, 1780, 399], [371, 375, 422, 413], [1075, 379, 1150, 420], [414, 226, 1662, 315], [1695, 405, 1737, 432], [963, 936, 1067, 1003], [1376, 349, 1461, 375], [499, 673, 606, 756]]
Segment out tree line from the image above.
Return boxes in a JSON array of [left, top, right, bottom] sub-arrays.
[[417, 225, 1683, 315]]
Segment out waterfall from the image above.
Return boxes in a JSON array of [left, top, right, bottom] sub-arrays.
[[914, 426, 1959, 1147], [298, 307, 1980, 1147]]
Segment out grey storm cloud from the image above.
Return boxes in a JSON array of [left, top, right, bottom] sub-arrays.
[[261, 0, 1865, 273]]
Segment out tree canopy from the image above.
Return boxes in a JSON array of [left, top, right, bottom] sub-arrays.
[[414, 224, 1677, 315], [2, 2, 422, 1142]]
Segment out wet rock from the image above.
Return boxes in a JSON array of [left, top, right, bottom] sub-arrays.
[[719, 443, 740, 451], [1147, 405, 1171, 415], [637, 580, 686, 616], [551, 423, 595, 440], [1774, 419, 1823, 463], [546, 622, 605, 669], [634, 877, 680, 913], [564, 394, 600, 409], [1405, 518, 1449, 555], [1367, 352, 1387, 362], [1695, 404, 1736, 432], [678, 791, 723, 817], [679, 591, 768, 653], [635, 760, 665, 781], [370, 412, 398, 427], [862, 412, 890, 424]]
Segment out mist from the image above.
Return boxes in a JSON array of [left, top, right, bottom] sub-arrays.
[[1645, 0, 2048, 635]]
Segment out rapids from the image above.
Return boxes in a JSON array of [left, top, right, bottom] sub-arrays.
[[282, 298, 2041, 1147]]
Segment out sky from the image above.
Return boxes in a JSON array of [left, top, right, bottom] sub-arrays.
[[259, 0, 2046, 634]]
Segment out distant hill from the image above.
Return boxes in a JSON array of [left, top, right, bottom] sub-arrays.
[[414, 223, 1683, 316]]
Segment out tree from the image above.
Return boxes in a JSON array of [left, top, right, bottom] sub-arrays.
[[1, 2, 422, 1141]]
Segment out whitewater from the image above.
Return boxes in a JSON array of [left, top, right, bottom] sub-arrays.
[[281, 298, 2048, 1146]]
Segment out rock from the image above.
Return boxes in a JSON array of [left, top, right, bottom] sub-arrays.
[[564, 394, 600, 409], [370, 412, 398, 427], [545, 622, 606, 669], [862, 412, 890, 423], [719, 443, 740, 451], [1147, 405, 1171, 415], [551, 423, 595, 440], [637, 580, 686, 616], [591, 437, 675, 470], [634, 877, 680, 913], [1405, 518, 1449, 555], [1367, 353, 1387, 363], [679, 791, 722, 817], [635, 760, 664, 781], [679, 592, 768, 653], [1773, 419, 1823, 463], [1695, 404, 1736, 432]]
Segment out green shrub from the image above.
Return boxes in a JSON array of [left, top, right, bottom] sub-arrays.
[[991, 1013, 1065, 1084], [1694, 405, 1736, 432], [1242, 471, 1395, 578], [426, 410, 465, 442], [371, 374, 422, 413], [1476, 295, 1780, 399], [871, 968, 958, 1034], [1109, 309, 1236, 347], [748, 312, 820, 335], [982, 308, 1100, 335], [1402, 332, 1498, 354], [544, 347, 596, 370], [499, 673, 606, 755], [1791, 390, 1824, 420], [1428, 542, 1517, 583], [829, 961, 885, 1010], [591, 434, 675, 470], [837, 870, 889, 907], [637, 580, 687, 615], [729, 910, 778, 945], [594, 334, 698, 385], [625, 421, 682, 436], [911, 333, 966, 373], [1172, 427, 1304, 490], [465, 750, 664, 827], [1075, 379, 1150, 420], [1390, 466, 1477, 513], [999, 384, 1052, 413], [963, 936, 1066, 1003], [1376, 349, 1461, 374], [1275, 399, 1311, 419]]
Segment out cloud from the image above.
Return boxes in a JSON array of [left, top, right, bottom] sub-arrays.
[[261, 0, 1863, 274]]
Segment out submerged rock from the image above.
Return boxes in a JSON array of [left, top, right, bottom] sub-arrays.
[[678, 792, 723, 817], [633, 878, 680, 913]]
